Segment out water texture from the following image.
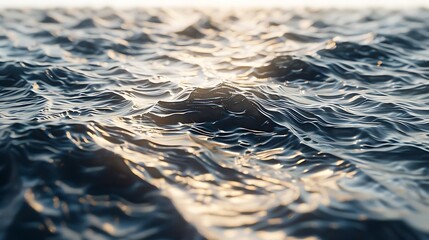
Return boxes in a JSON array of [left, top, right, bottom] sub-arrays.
[[1, 8, 429, 240]]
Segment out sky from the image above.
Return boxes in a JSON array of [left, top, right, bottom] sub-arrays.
[[0, 0, 428, 8]]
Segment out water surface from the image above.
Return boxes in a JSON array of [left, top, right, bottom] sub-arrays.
[[1, 8, 429, 240]]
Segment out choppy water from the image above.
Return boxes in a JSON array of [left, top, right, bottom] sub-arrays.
[[1, 8, 429, 240]]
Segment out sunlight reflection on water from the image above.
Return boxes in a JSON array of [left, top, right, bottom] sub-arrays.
[[1, 7, 429, 240]]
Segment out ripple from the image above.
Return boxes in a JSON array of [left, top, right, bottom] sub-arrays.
[[1, 8, 429, 240]]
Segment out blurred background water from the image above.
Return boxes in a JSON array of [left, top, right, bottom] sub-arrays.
[[0, 0, 428, 8], [0, 5, 429, 240]]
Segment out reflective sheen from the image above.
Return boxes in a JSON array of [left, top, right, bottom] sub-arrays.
[[1, 8, 429, 240]]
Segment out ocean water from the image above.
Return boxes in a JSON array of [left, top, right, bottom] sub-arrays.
[[0, 8, 429, 240]]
